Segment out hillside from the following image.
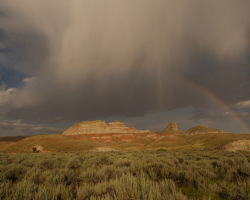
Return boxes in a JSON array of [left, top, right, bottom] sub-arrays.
[[0, 134, 102, 152], [0, 132, 249, 153], [0, 121, 249, 152]]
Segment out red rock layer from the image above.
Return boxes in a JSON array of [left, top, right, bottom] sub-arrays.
[[63, 120, 150, 135]]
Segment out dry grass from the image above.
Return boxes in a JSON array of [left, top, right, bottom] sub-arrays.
[[0, 134, 102, 152]]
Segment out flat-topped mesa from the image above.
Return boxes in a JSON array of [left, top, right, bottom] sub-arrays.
[[62, 120, 150, 135]]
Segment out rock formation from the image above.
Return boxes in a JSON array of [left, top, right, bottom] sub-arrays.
[[63, 120, 150, 135], [186, 125, 224, 135], [62, 120, 156, 141], [165, 123, 178, 132], [33, 145, 44, 152], [157, 122, 181, 134], [223, 140, 250, 151]]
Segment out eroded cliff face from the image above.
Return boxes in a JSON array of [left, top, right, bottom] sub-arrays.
[[62, 120, 157, 141], [223, 140, 250, 151]]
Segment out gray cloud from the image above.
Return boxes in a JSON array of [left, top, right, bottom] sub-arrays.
[[0, 1, 249, 132]]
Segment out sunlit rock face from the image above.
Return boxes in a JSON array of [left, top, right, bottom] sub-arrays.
[[33, 145, 44, 152], [62, 120, 155, 141], [63, 120, 150, 135], [223, 140, 250, 151]]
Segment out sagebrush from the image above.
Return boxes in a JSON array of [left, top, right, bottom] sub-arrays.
[[0, 151, 249, 200]]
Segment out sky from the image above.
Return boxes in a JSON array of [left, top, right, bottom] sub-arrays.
[[0, 0, 250, 136]]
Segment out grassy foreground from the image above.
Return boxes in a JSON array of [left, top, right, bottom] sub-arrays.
[[0, 151, 249, 200]]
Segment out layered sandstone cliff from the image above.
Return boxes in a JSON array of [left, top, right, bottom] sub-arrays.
[[63, 120, 150, 135], [62, 120, 154, 141], [223, 140, 250, 151]]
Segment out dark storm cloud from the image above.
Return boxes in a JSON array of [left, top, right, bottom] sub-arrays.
[[0, 0, 249, 129]]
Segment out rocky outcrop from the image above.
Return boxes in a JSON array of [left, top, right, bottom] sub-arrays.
[[157, 122, 181, 134], [62, 120, 154, 142], [33, 145, 44, 152], [186, 125, 224, 135], [165, 123, 178, 132], [223, 140, 250, 151]]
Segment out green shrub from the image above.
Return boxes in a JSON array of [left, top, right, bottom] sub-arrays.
[[32, 147, 38, 153], [67, 158, 82, 170], [4, 165, 27, 182]]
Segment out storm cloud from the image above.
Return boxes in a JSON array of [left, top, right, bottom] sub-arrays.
[[0, 0, 249, 134]]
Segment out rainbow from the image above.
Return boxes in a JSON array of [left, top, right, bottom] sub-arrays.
[[181, 76, 250, 133]]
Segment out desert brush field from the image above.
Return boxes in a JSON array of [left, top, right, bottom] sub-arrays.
[[0, 151, 249, 200]]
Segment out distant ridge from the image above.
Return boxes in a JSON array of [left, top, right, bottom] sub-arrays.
[[0, 136, 28, 142], [186, 125, 224, 135], [157, 123, 224, 135]]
